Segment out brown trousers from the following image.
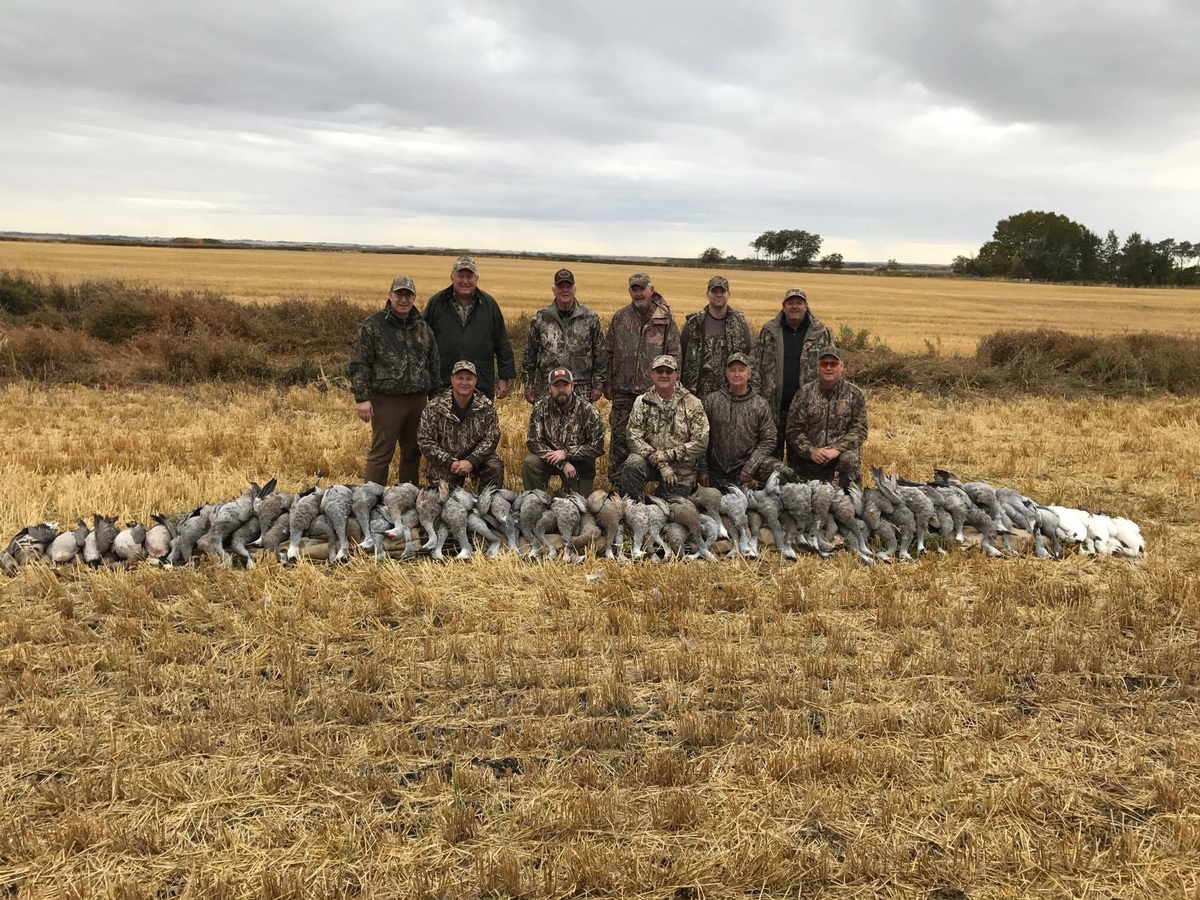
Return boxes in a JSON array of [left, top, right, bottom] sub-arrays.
[[365, 392, 427, 485]]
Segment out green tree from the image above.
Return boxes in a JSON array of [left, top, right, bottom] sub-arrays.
[[820, 252, 844, 270], [699, 246, 724, 264], [972, 210, 1101, 282]]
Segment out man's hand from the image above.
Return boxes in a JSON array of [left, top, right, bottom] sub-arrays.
[[589, 388, 603, 403], [698, 474, 711, 488], [659, 463, 677, 486], [651, 449, 668, 467], [544, 449, 568, 466], [603, 385, 612, 401], [562, 462, 577, 479], [739, 470, 754, 485], [523, 387, 536, 404], [811, 447, 841, 465], [450, 459, 474, 476], [496, 379, 511, 400], [356, 401, 373, 423]]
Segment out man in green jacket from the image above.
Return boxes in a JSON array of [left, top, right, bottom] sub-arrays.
[[348, 275, 440, 485], [753, 286, 833, 461], [423, 256, 516, 399], [698, 353, 783, 490], [785, 347, 868, 486]]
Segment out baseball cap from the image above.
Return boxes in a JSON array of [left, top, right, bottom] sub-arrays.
[[783, 287, 808, 302], [707, 275, 729, 291], [548, 367, 574, 385], [390, 275, 416, 294], [451, 256, 478, 275], [451, 360, 478, 376], [725, 352, 752, 367], [553, 268, 575, 285], [818, 347, 843, 362], [628, 273, 651, 287], [651, 354, 678, 371]]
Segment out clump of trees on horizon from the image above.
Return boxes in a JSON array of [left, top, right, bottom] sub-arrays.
[[953, 210, 1198, 287]]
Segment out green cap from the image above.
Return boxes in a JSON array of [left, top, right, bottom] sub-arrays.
[[451, 256, 478, 275], [725, 352, 752, 368], [818, 346, 843, 362], [628, 272, 651, 287], [784, 287, 808, 301], [707, 275, 729, 291], [390, 275, 415, 294]]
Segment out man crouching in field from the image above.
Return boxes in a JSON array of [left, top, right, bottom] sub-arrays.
[[348, 275, 440, 485], [621, 355, 709, 498], [698, 352, 785, 490], [785, 347, 868, 486], [416, 360, 504, 489], [523, 367, 606, 495]]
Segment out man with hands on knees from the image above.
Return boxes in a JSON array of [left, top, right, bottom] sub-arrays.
[[416, 360, 505, 489], [620, 355, 709, 498]]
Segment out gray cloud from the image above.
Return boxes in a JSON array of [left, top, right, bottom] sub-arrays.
[[1, 0, 1196, 260]]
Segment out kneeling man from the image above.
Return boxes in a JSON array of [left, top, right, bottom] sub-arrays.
[[417, 360, 505, 489], [699, 352, 784, 490], [621, 355, 709, 497], [523, 367, 606, 495], [785, 347, 868, 485]]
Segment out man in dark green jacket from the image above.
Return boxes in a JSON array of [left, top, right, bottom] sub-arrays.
[[348, 275, 441, 485], [422, 256, 516, 399]]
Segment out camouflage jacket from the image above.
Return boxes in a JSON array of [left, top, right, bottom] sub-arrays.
[[627, 385, 710, 481], [754, 311, 833, 422], [784, 378, 869, 456], [348, 306, 440, 402], [523, 301, 607, 398], [700, 387, 777, 477], [679, 307, 753, 400], [417, 389, 501, 472], [526, 393, 606, 462], [605, 294, 681, 395]]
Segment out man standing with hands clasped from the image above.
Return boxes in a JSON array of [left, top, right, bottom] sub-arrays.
[[680, 275, 753, 401], [348, 275, 440, 485]]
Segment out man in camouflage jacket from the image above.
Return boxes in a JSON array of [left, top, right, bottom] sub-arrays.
[[754, 287, 834, 461], [680, 275, 754, 401], [416, 360, 505, 489], [604, 272, 681, 484], [348, 275, 441, 485], [522, 268, 606, 403], [622, 355, 709, 498], [523, 367, 606, 496], [785, 347, 868, 485], [698, 352, 783, 489]]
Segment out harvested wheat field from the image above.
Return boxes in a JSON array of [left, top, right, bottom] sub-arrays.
[[3, 378, 1200, 899], [3, 241, 1199, 354]]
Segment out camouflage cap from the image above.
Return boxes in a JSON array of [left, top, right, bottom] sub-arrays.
[[451, 359, 478, 376], [818, 346, 844, 362], [651, 354, 678, 371], [783, 287, 808, 302], [707, 275, 729, 291], [725, 351, 752, 368], [451, 256, 478, 275], [548, 366, 574, 385], [553, 268, 575, 285], [628, 272, 652, 287], [390, 275, 416, 294]]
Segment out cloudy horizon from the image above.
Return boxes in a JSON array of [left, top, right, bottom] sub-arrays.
[[2, 0, 1196, 263]]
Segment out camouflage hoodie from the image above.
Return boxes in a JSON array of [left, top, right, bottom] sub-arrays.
[[784, 378, 869, 457], [679, 307, 753, 400], [604, 294, 681, 395], [700, 386, 777, 478], [526, 393, 606, 462], [627, 385, 710, 484], [417, 389, 501, 479], [753, 310, 833, 422], [523, 301, 607, 398], [348, 305, 440, 402]]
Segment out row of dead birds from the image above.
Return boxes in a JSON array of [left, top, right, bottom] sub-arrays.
[[2, 467, 1145, 573]]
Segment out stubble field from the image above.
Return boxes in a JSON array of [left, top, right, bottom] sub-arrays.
[[2, 245, 1200, 899]]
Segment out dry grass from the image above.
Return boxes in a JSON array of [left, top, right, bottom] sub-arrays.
[[3, 241, 1199, 354], [3, 382, 1200, 898]]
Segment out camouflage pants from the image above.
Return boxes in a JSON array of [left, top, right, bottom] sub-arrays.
[[425, 455, 505, 491], [521, 454, 596, 496], [790, 448, 861, 486], [607, 392, 638, 487], [620, 453, 695, 499]]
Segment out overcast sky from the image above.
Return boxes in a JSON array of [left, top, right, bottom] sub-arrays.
[[2, 0, 1196, 262]]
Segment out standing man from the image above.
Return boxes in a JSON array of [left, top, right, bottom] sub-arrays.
[[604, 272, 681, 486], [680, 275, 753, 401], [754, 287, 833, 460], [416, 360, 505, 489], [423, 256, 516, 399], [348, 275, 440, 485], [523, 367, 606, 496], [698, 352, 784, 490], [522, 268, 606, 404], [622, 355, 709, 498], [785, 347, 868, 486]]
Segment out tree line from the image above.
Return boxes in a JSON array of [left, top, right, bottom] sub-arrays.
[[952, 210, 1198, 286], [698, 231, 843, 269]]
